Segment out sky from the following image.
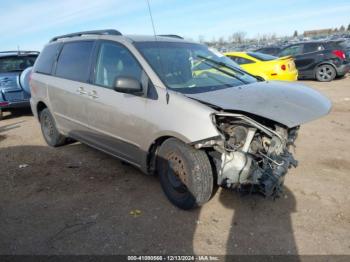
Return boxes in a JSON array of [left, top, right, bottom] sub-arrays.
[[1, 0, 350, 51]]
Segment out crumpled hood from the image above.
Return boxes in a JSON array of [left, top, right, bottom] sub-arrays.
[[185, 81, 332, 127]]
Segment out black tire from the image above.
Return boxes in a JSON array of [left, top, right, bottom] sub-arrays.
[[315, 64, 336, 82], [39, 108, 66, 147], [157, 138, 214, 210]]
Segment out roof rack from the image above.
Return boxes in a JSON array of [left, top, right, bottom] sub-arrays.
[[0, 51, 40, 56], [157, 34, 184, 39], [50, 29, 122, 42]]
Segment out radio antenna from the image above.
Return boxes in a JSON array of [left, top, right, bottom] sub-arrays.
[[146, 0, 158, 40], [145, 0, 170, 103]]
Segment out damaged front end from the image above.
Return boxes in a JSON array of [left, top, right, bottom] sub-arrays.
[[195, 112, 299, 197]]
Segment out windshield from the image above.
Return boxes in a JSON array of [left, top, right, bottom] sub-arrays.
[[135, 42, 256, 94], [247, 52, 277, 61], [0, 55, 37, 73]]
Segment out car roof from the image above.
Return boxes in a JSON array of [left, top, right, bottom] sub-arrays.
[[286, 40, 338, 46], [257, 46, 281, 49], [49, 29, 195, 44], [0, 51, 39, 57], [124, 34, 190, 43]]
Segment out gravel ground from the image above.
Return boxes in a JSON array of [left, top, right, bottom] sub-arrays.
[[0, 77, 349, 255]]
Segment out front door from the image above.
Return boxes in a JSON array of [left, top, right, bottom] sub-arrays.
[[84, 41, 151, 166]]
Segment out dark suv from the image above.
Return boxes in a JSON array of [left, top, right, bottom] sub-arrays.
[[278, 41, 350, 81]]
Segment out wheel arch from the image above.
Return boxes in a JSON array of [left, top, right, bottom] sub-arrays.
[[145, 130, 211, 173], [146, 135, 181, 175], [36, 101, 48, 120]]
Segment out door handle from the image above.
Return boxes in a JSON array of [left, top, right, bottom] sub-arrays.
[[77, 87, 87, 95], [88, 90, 99, 99]]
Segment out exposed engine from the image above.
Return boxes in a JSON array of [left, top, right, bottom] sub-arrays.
[[195, 112, 299, 197]]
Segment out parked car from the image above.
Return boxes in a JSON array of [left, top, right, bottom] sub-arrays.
[[30, 30, 331, 210], [336, 39, 350, 59], [224, 51, 298, 81], [0, 51, 38, 119], [278, 41, 350, 81], [254, 46, 282, 56]]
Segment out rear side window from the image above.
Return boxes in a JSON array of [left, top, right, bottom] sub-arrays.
[[55, 41, 94, 82], [247, 52, 277, 61], [303, 43, 324, 53], [279, 45, 303, 57], [34, 43, 60, 74]]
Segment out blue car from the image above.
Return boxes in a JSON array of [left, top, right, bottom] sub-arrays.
[[0, 51, 39, 119]]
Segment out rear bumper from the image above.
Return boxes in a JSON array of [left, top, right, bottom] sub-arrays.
[[0, 88, 31, 110], [336, 63, 350, 76], [0, 100, 30, 110], [30, 98, 39, 119]]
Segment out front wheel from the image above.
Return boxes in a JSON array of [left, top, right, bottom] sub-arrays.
[[157, 138, 214, 210], [39, 108, 67, 147], [315, 64, 336, 82]]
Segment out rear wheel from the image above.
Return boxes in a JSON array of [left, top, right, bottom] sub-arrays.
[[157, 138, 214, 210], [39, 108, 66, 147], [315, 64, 336, 82]]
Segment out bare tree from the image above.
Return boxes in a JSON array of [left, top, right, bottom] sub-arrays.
[[218, 36, 225, 46], [339, 25, 345, 32], [198, 35, 205, 44], [293, 30, 298, 37], [230, 31, 246, 44]]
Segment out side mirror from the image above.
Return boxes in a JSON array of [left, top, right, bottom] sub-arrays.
[[114, 76, 143, 94]]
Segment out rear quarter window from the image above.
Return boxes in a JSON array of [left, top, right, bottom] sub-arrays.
[[279, 45, 303, 57], [303, 43, 324, 53], [55, 41, 94, 82], [34, 43, 61, 75]]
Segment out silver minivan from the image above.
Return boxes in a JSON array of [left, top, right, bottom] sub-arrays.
[[30, 30, 331, 209]]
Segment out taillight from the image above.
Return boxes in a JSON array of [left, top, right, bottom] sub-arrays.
[[332, 50, 346, 60], [281, 64, 286, 71], [0, 102, 9, 107]]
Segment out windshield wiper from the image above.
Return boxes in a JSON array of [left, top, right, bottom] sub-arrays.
[[196, 55, 249, 84]]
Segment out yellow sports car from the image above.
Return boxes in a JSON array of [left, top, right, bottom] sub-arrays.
[[224, 51, 298, 81]]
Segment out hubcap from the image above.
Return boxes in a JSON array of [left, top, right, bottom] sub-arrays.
[[317, 65, 334, 80]]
